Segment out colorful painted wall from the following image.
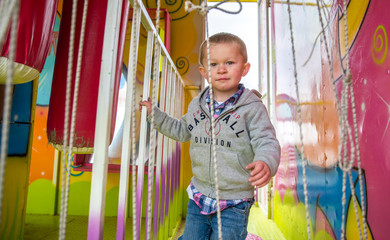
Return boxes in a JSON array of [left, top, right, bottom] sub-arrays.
[[0, 0, 57, 238], [0, 80, 38, 240], [271, 0, 389, 239], [26, 0, 203, 225]]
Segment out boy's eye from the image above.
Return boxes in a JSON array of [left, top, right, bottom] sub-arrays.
[[210, 63, 217, 67], [226, 61, 234, 65]]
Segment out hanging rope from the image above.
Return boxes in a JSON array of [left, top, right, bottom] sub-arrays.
[[185, 0, 242, 16], [286, 0, 312, 239], [185, 1, 244, 239], [299, 0, 367, 239], [338, 0, 366, 238], [0, 0, 18, 49], [130, 2, 141, 239], [314, 4, 348, 239], [204, 18, 223, 240], [146, 0, 161, 238], [58, 0, 77, 236], [0, 0, 20, 223], [59, 0, 88, 239]]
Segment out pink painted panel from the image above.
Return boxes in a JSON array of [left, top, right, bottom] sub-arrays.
[[272, 0, 389, 239]]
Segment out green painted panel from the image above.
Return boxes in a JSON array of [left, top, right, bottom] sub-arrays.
[[273, 189, 314, 240], [26, 179, 56, 214]]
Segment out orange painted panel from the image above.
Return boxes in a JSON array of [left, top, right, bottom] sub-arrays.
[[30, 106, 55, 184]]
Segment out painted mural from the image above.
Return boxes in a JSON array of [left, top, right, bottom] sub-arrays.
[[272, 0, 389, 239], [24, 0, 203, 239], [10, 0, 390, 239], [0, 0, 57, 238]]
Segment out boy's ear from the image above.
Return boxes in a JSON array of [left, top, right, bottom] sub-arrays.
[[199, 66, 208, 81], [242, 62, 251, 77]]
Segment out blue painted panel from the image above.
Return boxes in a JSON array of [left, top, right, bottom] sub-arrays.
[[1, 78, 34, 155], [0, 123, 30, 156], [37, 15, 60, 106], [11, 81, 33, 123]]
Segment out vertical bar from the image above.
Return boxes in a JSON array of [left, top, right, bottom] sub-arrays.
[[175, 78, 181, 229], [266, 0, 271, 112], [116, 6, 142, 240], [257, 0, 262, 93], [153, 56, 168, 239], [170, 75, 178, 231], [268, 1, 277, 220], [268, 0, 276, 124], [167, 73, 177, 235], [176, 80, 184, 220], [145, 42, 162, 240], [175, 76, 183, 222], [87, 0, 123, 239], [161, 65, 172, 240], [136, 30, 155, 240]]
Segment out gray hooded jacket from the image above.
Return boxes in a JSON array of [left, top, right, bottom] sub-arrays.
[[149, 86, 281, 199]]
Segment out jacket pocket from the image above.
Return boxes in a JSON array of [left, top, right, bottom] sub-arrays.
[[215, 151, 250, 190]]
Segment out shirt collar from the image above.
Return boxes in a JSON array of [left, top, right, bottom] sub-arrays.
[[205, 83, 245, 105]]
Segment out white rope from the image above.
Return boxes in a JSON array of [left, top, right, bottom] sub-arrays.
[[0, 0, 17, 49], [204, 16, 223, 239], [350, 86, 367, 239], [185, 0, 242, 16], [0, 0, 19, 223], [347, 170, 362, 239], [314, 0, 341, 120], [130, 2, 141, 239], [59, 0, 77, 235], [59, 0, 88, 238], [185, 2, 245, 239], [338, 0, 366, 238], [146, 1, 161, 237], [186, 2, 222, 239], [286, 1, 312, 239]]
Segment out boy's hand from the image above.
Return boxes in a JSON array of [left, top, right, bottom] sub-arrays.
[[246, 161, 271, 188], [139, 96, 152, 116]]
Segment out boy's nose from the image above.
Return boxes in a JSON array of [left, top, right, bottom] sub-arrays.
[[217, 65, 227, 73]]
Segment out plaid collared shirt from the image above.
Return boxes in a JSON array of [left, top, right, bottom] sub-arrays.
[[189, 83, 252, 215], [205, 84, 245, 119]]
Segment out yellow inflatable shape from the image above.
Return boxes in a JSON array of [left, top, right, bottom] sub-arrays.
[[0, 57, 40, 84], [371, 25, 388, 64], [339, 0, 370, 58], [346, 198, 373, 240]]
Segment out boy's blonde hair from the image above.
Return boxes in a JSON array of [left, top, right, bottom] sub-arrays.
[[199, 32, 248, 66]]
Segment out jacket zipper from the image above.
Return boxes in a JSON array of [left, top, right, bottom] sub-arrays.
[[200, 104, 238, 192]]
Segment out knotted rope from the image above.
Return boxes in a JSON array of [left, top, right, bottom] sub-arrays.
[[0, 0, 20, 223], [289, 0, 367, 239], [59, 0, 88, 239], [130, 2, 141, 240], [146, 0, 161, 238], [286, 1, 312, 239], [185, 1, 243, 239], [185, 0, 242, 16], [338, 0, 366, 238]]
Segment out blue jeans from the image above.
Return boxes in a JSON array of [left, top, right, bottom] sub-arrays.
[[178, 199, 252, 240]]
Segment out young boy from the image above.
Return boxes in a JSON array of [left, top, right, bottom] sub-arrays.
[[139, 32, 280, 240]]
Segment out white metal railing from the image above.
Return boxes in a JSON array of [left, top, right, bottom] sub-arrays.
[[87, 0, 185, 240]]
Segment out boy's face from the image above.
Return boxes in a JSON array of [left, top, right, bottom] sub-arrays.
[[199, 42, 250, 100]]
